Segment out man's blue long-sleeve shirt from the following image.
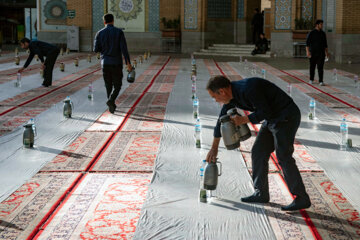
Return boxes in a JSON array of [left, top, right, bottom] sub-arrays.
[[93, 24, 130, 66], [23, 40, 58, 68], [214, 78, 297, 138]]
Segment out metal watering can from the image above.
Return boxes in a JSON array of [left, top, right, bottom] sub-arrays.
[[226, 108, 251, 142], [127, 68, 136, 83], [63, 96, 74, 118], [23, 123, 36, 148], [203, 160, 222, 190]]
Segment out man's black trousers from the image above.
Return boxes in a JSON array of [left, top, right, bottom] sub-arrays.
[[102, 65, 123, 103], [309, 55, 325, 83], [251, 105, 308, 198], [43, 49, 60, 86]]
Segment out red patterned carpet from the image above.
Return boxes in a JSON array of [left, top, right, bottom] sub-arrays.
[[265, 173, 360, 239], [0, 173, 81, 240], [90, 132, 161, 172], [36, 173, 152, 240]]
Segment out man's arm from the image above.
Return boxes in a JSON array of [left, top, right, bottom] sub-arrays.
[[206, 138, 220, 163], [324, 32, 329, 58], [206, 104, 233, 163], [23, 51, 35, 69], [33, 42, 45, 63], [119, 31, 132, 71], [306, 31, 312, 58], [93, 32, 101, 53]]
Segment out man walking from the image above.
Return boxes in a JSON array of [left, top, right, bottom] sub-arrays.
[[251, 8, 263, 44], [94, 13, 132, 114], [206, 76, 311, 211], [306, 19, 329, 86], [18, 38, 60, 87]]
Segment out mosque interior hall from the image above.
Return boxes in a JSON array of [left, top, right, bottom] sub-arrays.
[[0, 0, 360, 239]]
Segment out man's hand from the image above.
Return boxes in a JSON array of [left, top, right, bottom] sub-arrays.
[[18, 67, 25, 73], [230, 115, 249, 126], [126, 63, 132, 72], [206, 148, 218, 163], [306, 52, 311, 58], [41, 63, 45, 70]]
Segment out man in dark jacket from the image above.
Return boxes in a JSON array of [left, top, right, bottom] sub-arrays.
[[251, 33, 268, 55], [251, 8, 263, 44], [206, 76, 311, 211], [18, 38, 60, 87], [306, 19, 329, 86], [94, 13, 132, 114]]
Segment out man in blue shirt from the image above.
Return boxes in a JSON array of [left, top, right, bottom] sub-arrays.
[[206, 76, 311, 211], [18, 38, 60, 87], [94, 13, 132, 113]]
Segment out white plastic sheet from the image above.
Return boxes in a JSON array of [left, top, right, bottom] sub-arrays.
[[134, 59, 276, 239], [0, 56, 158, 202]]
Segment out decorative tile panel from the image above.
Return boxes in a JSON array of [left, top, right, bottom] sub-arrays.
[[40, 0, 68, 31], [237, 0, 244, 19], [275, 0, 292, 30], [148, 0, 160, 32], [110, 0, 143, 22], [301, 0, 313, 20], [207, 0, 232, 19], [184, 0, 198, 30], [92, 0, 105, 34]]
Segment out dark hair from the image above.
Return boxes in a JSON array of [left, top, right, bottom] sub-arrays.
[[315, 19, 324, 25], [255, 8, 260, 13], [103, 13, 114, 24], [20, 38, 30, 44], [206, 75, 231, 93]]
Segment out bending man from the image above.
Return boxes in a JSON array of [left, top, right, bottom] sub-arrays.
[[206, 75, 311, 211], [18, 38, 60, 87]]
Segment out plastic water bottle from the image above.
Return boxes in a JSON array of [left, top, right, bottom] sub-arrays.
[[333, 68, 337, 82], [29, 118, 37, 136], [261, 69, 266, 79], [308, 98, 316, 120], [191, 75, 196, 83], [354, 75, 359, 88], [15, 73, 21, 87], [340, 118, 348, 150], [199, 159, 207, 202], [193, 97, 199, 119], [192, 82, 196, 99], [251, 64, 256, 76], [88, 83, 94, 100], [244, 59, 248, 71], [192, 58, 196, 66], [192, 81, 196, 93], [239, 56, 242, 62], [195, 118, 201, 148], [287, 83, 292, 96]]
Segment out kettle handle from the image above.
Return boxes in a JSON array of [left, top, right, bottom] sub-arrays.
[[217, 161, 222, 176]]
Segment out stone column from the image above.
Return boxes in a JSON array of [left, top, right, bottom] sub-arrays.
[[181, 0, 203, 53]]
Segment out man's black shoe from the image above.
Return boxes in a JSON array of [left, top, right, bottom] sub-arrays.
[[106, 100, 116, 114], [42, 83, 50, 87], [241, 192, 269, 203], [281, 196, 311, 211]]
